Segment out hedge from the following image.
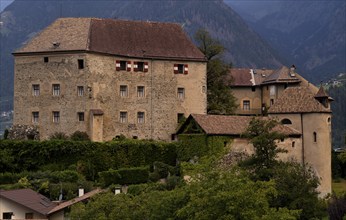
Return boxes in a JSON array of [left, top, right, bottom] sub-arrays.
[[0, 140, 177, 180], [99, 167, 149, 186]]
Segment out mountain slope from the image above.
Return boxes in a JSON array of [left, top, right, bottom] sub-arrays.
[[226, 0, 346, 83], [0, 0, 282, 110]]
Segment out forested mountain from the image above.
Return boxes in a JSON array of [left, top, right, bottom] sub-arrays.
[[328, 74, 346, 147], [0, 0, 283, 110], [227, 0, 346, 83]]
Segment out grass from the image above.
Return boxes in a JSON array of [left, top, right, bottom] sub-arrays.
[[332, 179, 346, 196]]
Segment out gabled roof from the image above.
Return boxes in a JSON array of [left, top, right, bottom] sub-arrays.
[[48, 188, 103, 215], [14, 18, 206, 61], [268, 86, 332, 113], [261, 66, 301, 85], [178, 114, 301, 136], [229, 66, 301, 87], [0, 189, 57, 216]]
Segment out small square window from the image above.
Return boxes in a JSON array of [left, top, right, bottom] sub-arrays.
[[32, 84, 40, 96], [252, 87, 256, 92], [137, 86, 145, 97], [78, 59, 84, 69], [44, 57, 49, 63], [32, 112, 39, 123], [137, 112, 145, 124], [53, 111, 60, 123], [77, 86, 84, 96], [120, 111, 127, 123], [120, 85, 128, 97], [178, 113, 185, 123], [78, 112, 85, 121], [52, 84, 60, 96], [243, 100, 250, 110], [177, 88, 185, 99]]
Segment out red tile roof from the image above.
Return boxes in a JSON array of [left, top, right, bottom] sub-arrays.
[[262, 66, 301, 85], [15, 18, 206, 61], [268, 86, 332, 113], [0, 189, 57, 216], [229, 66, 302, 87], [187, 114, 300, 136]]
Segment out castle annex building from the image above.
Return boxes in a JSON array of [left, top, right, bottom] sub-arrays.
[[13, 18, 207, 141], [230, 66, 332, 196]]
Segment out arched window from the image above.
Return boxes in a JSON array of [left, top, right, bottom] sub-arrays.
[[281, 118, 292, 125], [313, 132, 317, 142], [327, 117, 331, 123]]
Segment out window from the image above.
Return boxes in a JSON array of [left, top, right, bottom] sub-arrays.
[[313, 132, 317, 142], [137, 112, 145, 123], [177, 88, 185, 99], [174, 64, 188, 74], [25, 213, 34, 219], [32, 84, 40, 96], [44, 57, 49, 63], [116, 60, 131, 71], [270, 99, 274, 106], [52, 84, 60, 96], [252, 87, 256, 92], [120, 85, 128, 97], [120, 111, 127, 123], [32, 112, 39, 123], [53, 111, 60, 123], [134, 61, 148, 72], [78, 112, 84, 121], [77, 86, 84, 96], [243, 100, 250, 110], [137, 62, 144, 71], [137, 86, 145, 97], [292, 141, 295, 148], [281, 118, 292, 125], [120, 61, 127, 70], [78, 59, 84, 69], [177, 113, 185, 123], [2, 212, 13, 219]]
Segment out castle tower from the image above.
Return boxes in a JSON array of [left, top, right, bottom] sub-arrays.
[[268, 86, 333, 196]]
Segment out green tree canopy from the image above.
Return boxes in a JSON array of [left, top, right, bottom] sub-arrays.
[[194, 29, 237, 114]]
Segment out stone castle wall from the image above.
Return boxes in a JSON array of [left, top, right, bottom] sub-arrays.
[[13, 53, 207, 141]]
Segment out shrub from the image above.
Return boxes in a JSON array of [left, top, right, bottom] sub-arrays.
[[49, 132, 68, 140], [99, 167, 149, 186], [70, 131, 90, 141]]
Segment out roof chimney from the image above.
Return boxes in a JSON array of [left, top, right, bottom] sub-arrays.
[[78, 188, 84, 197], [290, 65, 296, 77]]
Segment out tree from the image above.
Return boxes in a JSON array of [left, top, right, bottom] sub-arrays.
[[241, 117, 327, 219], [242, 118, 286, 180], [195, 29, 237, 114]]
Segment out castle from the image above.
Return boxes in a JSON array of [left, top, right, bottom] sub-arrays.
[[13, 18, 207, 141], [13, 18, 332, 196]]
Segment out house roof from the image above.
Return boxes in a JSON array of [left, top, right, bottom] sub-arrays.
[[0, 189, 57, 216], [268, 86, 332, 113], [262, 66, 301, 85], [48, 188, 103, 215], [14, 18, 206, 61], [180, 114, 301, 136], [229, 66, 301, 87]]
